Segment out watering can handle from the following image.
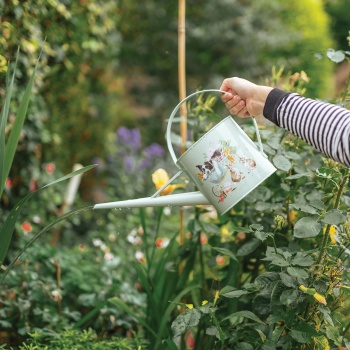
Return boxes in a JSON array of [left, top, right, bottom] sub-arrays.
[[166, 89, 266, 166]]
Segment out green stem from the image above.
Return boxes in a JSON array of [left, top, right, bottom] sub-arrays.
[[316, 171, 349, 266]]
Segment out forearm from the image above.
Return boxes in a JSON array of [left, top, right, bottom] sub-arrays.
[[263, 89, 350, 167]]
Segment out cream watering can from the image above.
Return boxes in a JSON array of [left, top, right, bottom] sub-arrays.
[[94, 90, 276, 215]]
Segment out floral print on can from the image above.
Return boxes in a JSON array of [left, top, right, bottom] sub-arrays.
[[195, 140, 256, 203]]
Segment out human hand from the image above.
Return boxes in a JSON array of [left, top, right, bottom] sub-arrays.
[[220, 77, 273, 118]]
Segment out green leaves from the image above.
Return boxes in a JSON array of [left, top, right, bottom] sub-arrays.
[[0, 49, 42, 197], [221, 310, 265, 325], [273, 155, 292, 171], [290, 322, 318, 343], [294, 216, 321, 238]]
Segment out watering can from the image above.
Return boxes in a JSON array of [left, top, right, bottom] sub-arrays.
[[94, 89, 276, 215]]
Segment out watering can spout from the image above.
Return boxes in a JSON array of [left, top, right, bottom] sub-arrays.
[[93, 191, 210, 210]]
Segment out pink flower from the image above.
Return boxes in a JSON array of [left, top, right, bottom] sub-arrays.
[[5, 178, 12, 188], [21, 222, 32, 232], [45, 163, 56, 174]]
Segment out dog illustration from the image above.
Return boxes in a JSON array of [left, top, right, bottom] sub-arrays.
[[196, 148, 226, 181]]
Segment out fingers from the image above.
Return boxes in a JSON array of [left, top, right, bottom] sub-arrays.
[[220, 89, 249, 118]]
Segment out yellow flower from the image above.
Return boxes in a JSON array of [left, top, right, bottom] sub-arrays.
[[299, 285, 308, 292], [201, 300, 208, 306], [323, 225, 337, 244], [288, 210, 297, 224], [213, 290, 220, 306], [186, 304, 194, 309], [313, 293, 327, 305], [224, 148, 231, 156], [152, 168, 184, 195]]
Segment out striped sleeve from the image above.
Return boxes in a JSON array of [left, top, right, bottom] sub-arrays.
[[263, 89, 350, 167]]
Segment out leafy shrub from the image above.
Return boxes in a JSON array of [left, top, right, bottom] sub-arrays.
[[1, 328, 147, 350]]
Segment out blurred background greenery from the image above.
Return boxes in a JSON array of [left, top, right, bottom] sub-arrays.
[[1, 0, 349, 176]]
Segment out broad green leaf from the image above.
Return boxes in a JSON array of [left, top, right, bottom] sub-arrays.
[[254, 231, 270, 241], [171, 308, 201, 338], [206, 326, 220, 340], [322, 209, 346, 225], [294, 216, 321, 238], [286, 172, 311, 180], [325, 326, 343, 346], [220, 290, 249, 298], [284, 151, 301, 160], [280, 272, 297, 287], [280, 289, 298, 305], [221, 310, 265, 325], [287, 267, 308, 279], [290, 203, 318, 215], [237, 238, 260, 256], [211, 246, 238, 262], [0, 164, 96, 265], [318, 305, 334, 326], [270, 256, 290, 267], [273, 155, 292, 171], [290, 255, 314, 267], [290, 322, 318, 343]]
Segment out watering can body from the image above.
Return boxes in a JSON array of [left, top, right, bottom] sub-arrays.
[[94, 90, 276, 215]]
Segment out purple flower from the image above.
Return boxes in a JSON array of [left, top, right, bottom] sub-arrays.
[[117, 126, 141, 150], [143, 143, 165, 158], [123, 156, 135, 172]]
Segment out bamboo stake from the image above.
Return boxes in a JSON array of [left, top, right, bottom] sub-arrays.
[[178, 0, 187, 255]]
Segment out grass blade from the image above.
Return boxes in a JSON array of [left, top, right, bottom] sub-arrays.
[[0, 164, 96, 265], [0, 51, 18, 195], [3, 55, 39, 188]]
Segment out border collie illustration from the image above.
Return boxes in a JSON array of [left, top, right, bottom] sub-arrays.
[[196, 148, 226, 183]]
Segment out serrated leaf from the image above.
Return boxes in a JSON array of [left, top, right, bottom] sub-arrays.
[[322, 209, 346, 225], [280, 272, 297, 287], [221, 310, 265, 325], [171, 308, 201, 338], [273, 155, 292, 171], [290, 322, 318, 343], [220, 290, 249, 298], [291, 255, 314, 267], [294, 216, 321, 238], [254, 231, 269, 241], [270, 256, 290, 267], [280, 289, 298, 305], [287, 267, 308, 279]]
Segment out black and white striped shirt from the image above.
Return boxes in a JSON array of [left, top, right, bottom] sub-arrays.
[[264, 89, 350, 167]]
